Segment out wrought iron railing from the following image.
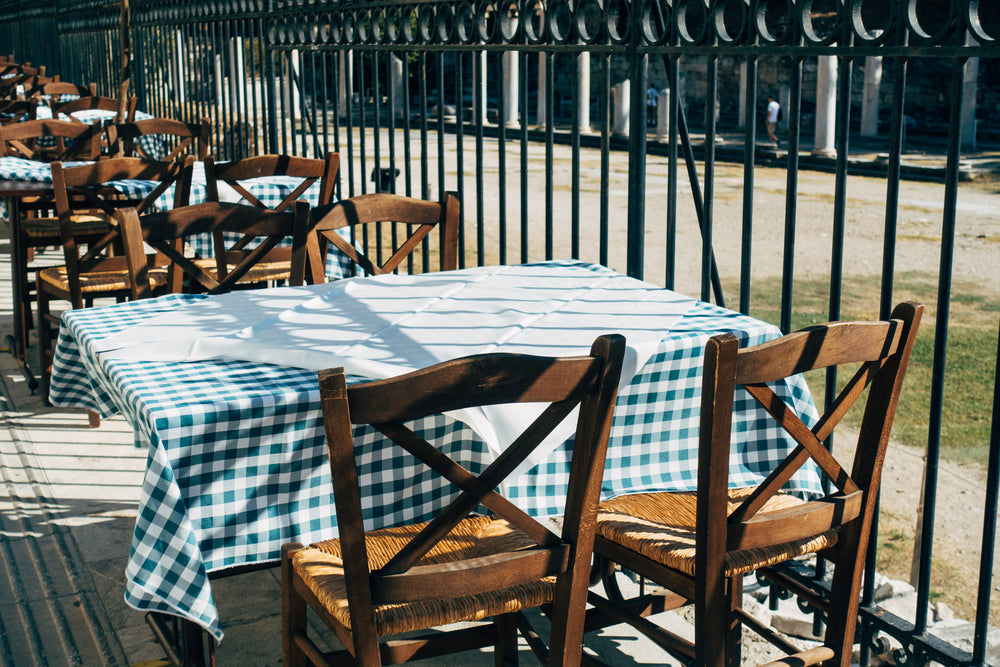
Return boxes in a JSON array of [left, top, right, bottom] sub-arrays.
[[1, 1, 998, 664]]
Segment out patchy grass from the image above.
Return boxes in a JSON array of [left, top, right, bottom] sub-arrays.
[[742, 272, 999, 466]]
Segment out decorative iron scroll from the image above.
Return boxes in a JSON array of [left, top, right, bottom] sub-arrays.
[[24, 1, 1000, 53]]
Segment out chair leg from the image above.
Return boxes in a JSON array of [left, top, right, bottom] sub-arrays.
[[36, 286, 51, 402], [494, 614, 519, 667], [282, 543, 309, 667], [726, 575, 744, 667]]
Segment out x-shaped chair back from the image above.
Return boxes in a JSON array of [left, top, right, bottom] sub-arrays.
[[106, 117, 211, 161], [306, 191, 459, 283], [53, 95, 138, 123], [51, 156, 193, 306], [205, 152, 338, 211], [316, 333, 624, 663], [117, 200, 311, 298], [0, 118, 100, 162]]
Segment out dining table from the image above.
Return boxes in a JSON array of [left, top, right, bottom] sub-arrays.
[[0, 156, 354, 388], [48, 259, 823, 641]]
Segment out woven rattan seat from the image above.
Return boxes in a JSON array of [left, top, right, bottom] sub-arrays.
[[586, 303, 924, 667], [22, 214, 109, 239], [38, 263, 168, 294], [283, 335, 626, 666], [597, 489, 839, 578], [292, 517, 556, 637]]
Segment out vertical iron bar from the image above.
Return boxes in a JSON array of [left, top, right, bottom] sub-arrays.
[[497, 51, 508, 265], [570, 52, 581, 260], [915, 56, 967, 640], [475, 50, 485, 267], [519, 49, 528, 263], [545, 51, 554, 261], [739, 55, 757, 315], [702, 55, 717, 302], [665, 53, 678, 289], [456, 51, 467, 267], [974, 324, 1000, 666], [780, 57, 803, 334], [599, 54, 610, 268], [626, 50, 647, 280]]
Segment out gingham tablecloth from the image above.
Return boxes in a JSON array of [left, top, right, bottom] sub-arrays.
[[48, 260, 822, 640], [0, 157, 354, 280]]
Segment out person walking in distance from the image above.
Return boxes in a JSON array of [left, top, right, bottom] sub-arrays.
[[766, 95, 780, 145]]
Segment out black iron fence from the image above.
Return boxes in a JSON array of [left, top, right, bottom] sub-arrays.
[[1, 0, 999, 664]]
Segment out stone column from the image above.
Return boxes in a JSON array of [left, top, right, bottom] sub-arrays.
[[577, 51, 591, 132], [502, 51, 518, 127], [813, 55, 837, 157], [173, 30, 186, 104], [477, 51, 488, 124], [861, 55, 882, 137], [338, 51, 352, 117], [779, 84, 790, 131], [228, 37, 245, 117], [390, 54, 405, 120], [536, 52, 547, 128], [656, 88, 670, 140], [612, 80, 629, 136]]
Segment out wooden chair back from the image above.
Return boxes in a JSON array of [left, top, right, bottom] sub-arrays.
[[306, 191, 460, 283], [697, 301, 923, 664], [53, 95, 137, 123], [0, 99, 37, 123], [205, 152, 339, 211], [0, 118, 101, 161], [317, 333, 625, 664], [106, 117, 211, 161], [50, 157, 193, 308], [25, 81, 97, 103], [117, 200, 311, 298]]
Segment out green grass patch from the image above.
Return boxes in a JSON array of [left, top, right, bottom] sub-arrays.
[[740, 272, 998, 466]]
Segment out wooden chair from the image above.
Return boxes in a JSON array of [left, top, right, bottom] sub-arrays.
[[53, 95, 138, 123], [283, 333, 626, 667], [106, 116, 211, 161], [0, 118, 101, 161], [204, 152, 339, 286], [588, 302, 923, 667], [35, 157, 193, 397], [117, 200, 312, 299], [306, 192, 459, 283]]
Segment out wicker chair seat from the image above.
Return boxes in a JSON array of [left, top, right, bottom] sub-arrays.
[[597, 488, 840, 578], [22, 214, 110, 240], [292, 515, 557, 637], [203, 260, 291, 284], [38, 264, 168, 294]]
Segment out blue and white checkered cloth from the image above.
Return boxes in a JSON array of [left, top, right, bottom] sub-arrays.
[[49, 260, 821, 640]]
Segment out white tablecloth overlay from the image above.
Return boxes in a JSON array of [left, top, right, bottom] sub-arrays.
[[96, 264, 697, 473]]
